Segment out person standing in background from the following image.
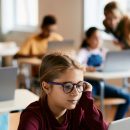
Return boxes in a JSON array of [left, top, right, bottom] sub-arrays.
[[115, 16, 130, 49], [103, 1, 123, 37]]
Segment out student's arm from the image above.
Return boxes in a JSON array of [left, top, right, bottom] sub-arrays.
[[15, 37, 33, 58], [79, 91, 108, 130]]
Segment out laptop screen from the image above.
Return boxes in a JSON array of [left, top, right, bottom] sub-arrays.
[[108, 117, 130, 130], [0, 66, 17, 101], [103, 50, 130, 72]]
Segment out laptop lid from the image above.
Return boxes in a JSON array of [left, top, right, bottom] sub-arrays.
[[108, 117, 130, 130], [47, 40, 75, 52], [0, 66, 17, 101], [103, 50, 130, 72]]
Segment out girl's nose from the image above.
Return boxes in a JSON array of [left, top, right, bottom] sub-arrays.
[[70, 86, 79, 96]]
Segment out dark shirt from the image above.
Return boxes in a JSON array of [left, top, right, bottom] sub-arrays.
[[17, 91, 108, 130]]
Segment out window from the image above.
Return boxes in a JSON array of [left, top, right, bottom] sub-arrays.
[[15, 0, 38, 26], [84, 0, 105, 31], [1, 0, 38, 33]]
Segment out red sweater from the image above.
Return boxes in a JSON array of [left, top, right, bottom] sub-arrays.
[[18, 91, 108, 130]]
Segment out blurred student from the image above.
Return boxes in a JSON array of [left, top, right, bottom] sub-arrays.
[[77, 27, 130, 120], [15, 14, 63, 58], [15, 15, 63, 88], [103, 1, 123, 37], [17, 53, 108, 130]]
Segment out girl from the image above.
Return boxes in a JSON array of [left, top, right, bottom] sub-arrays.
[[18, 53, 108, 130], [77, 27, 130, 120]]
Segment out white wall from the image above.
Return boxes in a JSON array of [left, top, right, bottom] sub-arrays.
[[39, 0, 83, 48]]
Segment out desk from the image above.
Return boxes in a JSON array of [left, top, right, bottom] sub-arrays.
[[84, 71, 130, 113], [0, 89, 39, 113], [17, 58, 42, 89], [0, 42, 19, 66], [17, 58, 41, 65]]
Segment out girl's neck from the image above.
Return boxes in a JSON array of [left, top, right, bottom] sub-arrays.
[[47, 97, 67, 122]]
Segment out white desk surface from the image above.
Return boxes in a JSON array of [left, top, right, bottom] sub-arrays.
[[84, 71, 130, 80], [17, 58, 42, 65], [0, 89, 39, 113], [0, 42, 19, 56]]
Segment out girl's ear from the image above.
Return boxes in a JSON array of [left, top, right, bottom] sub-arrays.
[[41, 81, 51, 94]]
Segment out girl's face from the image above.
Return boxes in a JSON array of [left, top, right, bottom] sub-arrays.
[[47, 68, 83, 110], [87, 30, 101, 49], [48, 24, 58, 32], [105, 10, 121, 30]]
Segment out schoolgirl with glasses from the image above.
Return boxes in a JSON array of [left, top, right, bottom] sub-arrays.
[[18, 53, 108, 130]]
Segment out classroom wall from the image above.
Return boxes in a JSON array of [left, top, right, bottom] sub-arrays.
[[0, 0, 3, 41], [39, 0, 83, 48], [3, 0, 83, 48]]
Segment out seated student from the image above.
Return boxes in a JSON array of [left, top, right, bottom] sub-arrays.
[[17, 53, 108, 130], [15, 14, 63, 58], [77, 27, 130, 120], [14, 15, 63, 87], [115, 16, 130, 49]]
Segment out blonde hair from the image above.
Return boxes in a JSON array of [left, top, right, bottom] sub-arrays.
[[39, 52, 83, 98]]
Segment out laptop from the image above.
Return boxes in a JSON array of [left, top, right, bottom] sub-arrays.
[[99, 30, 121, 51], [0, 66, 17, 101], [47, 40, 75, 52], [102, 39, 121, 51], [108, 117, 130, 130], [97, 50, 130, 72]]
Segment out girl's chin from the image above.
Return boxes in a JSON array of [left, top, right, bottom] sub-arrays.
[[66, 104, 77, 110]]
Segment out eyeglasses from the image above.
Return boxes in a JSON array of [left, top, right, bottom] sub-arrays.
[[47, 81, 89, 94]]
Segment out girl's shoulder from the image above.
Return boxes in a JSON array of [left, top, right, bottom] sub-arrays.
[[22, 101, 44, 121], [18, 101, 45, 129]]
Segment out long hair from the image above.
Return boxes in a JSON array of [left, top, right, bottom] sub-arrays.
[[116, 16, 130, 39], [39, 52, 83, 99]]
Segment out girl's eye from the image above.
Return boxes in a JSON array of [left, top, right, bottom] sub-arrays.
[[64, 83, 73, 89], [77, 84, 82, 88]]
